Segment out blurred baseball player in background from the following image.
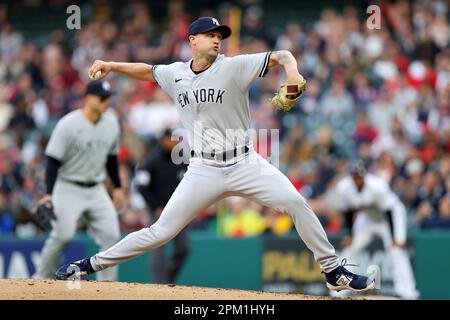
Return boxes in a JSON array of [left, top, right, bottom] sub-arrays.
[[331, 161, 419, 299], [34, 80, 123, 280], [135, 128, 190, 284], [56, 17, 375, 293]]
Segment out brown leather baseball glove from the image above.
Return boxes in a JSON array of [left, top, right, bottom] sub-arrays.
[[271, 80, 307, 112]]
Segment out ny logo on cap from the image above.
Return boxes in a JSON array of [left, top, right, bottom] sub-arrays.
[[102, 81, 111, 91], [211, 18, 219, 26]]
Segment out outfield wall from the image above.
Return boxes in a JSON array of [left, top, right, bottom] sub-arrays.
[[1, 230, 449, 299]]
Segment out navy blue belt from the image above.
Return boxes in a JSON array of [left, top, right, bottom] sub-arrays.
[[190, 145, 250, 161], [64, 179, 98, 188]]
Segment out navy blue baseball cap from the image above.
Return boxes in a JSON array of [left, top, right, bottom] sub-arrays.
[[189, 17, 232, 39], [85, 80, 114, 97]]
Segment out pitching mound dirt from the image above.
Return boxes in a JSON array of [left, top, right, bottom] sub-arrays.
[[0, 279, 390, 300]]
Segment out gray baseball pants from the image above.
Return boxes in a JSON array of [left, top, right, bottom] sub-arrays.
[[91, 149, 339, 274], [34, 179, 120, 280]]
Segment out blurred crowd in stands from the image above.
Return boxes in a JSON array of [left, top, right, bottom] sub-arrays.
[[0, 0, 449, 238]]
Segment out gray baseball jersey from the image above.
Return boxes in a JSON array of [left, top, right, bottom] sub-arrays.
[[45, 109, 120, 183], [152, 52, 271, 152]]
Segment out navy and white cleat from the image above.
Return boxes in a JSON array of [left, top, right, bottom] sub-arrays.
[[325, 259, 376, 293], [55, 258, 95, 280]]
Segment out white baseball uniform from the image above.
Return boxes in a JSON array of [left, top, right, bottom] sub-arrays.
[[333, 173, 419, 299], [34, 109, 121, 280], [89, 52, 341, 274]]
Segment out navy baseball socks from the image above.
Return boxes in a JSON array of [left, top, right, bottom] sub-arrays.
[[55, 258, 95, 280], [325, 259, 376, 292]]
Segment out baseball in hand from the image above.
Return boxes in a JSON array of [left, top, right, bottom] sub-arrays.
[[90, 70, 102, 80]]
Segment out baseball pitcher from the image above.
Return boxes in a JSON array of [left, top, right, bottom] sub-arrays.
[[55, 17, 374, 293]]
